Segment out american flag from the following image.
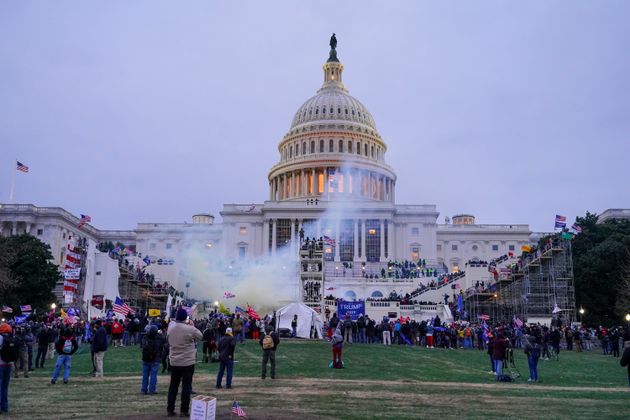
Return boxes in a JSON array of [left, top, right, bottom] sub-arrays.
[[113, 296, 134, 316], [323, 235, 336, 246], [247, 304, 260, 320], [231, 401, 247, 418], [20, 304, 32, 313], [16, 161, 29, 172], [2, 305, 13, 314], [224, 291, 236, 299], [78, 214, 92, 228], [571, 223, 582, 233]]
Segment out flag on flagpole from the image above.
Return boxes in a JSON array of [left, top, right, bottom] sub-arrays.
[[231, 401, 247, 418], [323, 235, 336, 246], [554, 214, 567, 229], [16, 161, 29, 173], [78, 214, 92, 228], [1, 305, 13, 314], [571, 223, 582, 233], [247, 304, 260, 320], [113, 296, 133, 316], [19, 304, 32, 313], [224, 291, 236, 299]]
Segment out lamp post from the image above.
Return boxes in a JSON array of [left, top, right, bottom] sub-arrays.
[[51, 303, 56, 310], [579, 307, 585, 324]]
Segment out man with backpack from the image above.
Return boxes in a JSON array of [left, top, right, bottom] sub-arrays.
[[51, 327, 79, 384], [141, 325, 163, 395], [259, 326, 279, 379], [0, 323, 17, 414]]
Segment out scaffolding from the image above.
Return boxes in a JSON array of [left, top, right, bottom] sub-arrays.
[[299, 238, 325, 313], [464, 236, 576, 325], [498, 236, 576, 324]]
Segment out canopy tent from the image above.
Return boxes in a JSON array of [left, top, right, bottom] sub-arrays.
[[275, 302, 324, 339]]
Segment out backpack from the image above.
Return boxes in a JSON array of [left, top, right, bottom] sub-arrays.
[[530, 345, 541, 359], [142, 337, 159, 362], [0, 335, 19, 363], [498, 374, 513, 382], [262, 333, 274, 350], [62, 338, 73, 354]]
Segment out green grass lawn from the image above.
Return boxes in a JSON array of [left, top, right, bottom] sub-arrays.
[[8, 340, 629, 419]]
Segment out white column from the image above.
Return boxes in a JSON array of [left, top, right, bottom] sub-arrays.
[[353, 219, 359, 261], [301, 169, 305, 197], [368, 172, 373, 199], [263, 220, 270, 255], [311, 169, 315, 195], [379, 219, 386, 261], [387, 219, 394, 259], [25, 223, 32, 235], [271, 219, 277, 256], [334, 220, 340, 262], [323, 168, 328, 196], [361, 219, 367, 261], [11, 222, 17, 235], [282, 174, 286, 200]]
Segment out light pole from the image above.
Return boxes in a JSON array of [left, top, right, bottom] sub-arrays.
[[51, 303, 56, 311], [579, 307, 585, 324]]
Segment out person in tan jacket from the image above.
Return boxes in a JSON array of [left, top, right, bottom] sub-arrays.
[[166, 308, 202, 417]]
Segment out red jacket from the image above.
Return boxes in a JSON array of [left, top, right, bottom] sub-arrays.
[[111, 322, 124, 335]]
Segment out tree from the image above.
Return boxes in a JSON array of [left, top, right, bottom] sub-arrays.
[[572, 212, 630, 325], [0, 234, 61, 313]]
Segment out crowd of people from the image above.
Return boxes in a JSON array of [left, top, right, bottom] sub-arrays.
[[0, 306, 629, 416]]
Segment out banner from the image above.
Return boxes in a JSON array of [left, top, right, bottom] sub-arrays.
[[337, 300, 365, 321], [148, 308, 161, 317], [64, 268, 81, 280]]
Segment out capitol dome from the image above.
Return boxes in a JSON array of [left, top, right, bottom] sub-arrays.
[[267, 36, 396, 204]]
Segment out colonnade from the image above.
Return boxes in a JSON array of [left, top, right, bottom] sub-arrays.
[[263, 217, 395, 262], [269, 167, 394, 202]]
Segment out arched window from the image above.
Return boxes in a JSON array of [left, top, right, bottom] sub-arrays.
[[302, 142, 306, 155], [344, 290, 357, 301], [371, 145, 374, 158], [320, 140, 324, 153], [338, 140, 343, 153], [322, 107, 326, 114], [330, 107, 333, 114], [289, 146, 293, 158], [310, 141, 315, 154], [371, 290, 383, 298], [348, 141, 353, 153], [364, 144, 368, 156], [345, 108, 348, 115], [357, 142, 361, 155], [315, 108, 319, 115], [338, 107, 341, 114], [329, 139, 334, 152], [295, 143, 299, 156]]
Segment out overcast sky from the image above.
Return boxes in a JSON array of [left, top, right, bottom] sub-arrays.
[[1, 1, 629, 232]]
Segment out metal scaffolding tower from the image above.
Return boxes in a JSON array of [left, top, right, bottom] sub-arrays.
[[299, 238, 325, 313]]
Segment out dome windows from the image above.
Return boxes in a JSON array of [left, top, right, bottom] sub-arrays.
[[357, 142, 361, 155], [302, 142, 306, 155], [319, 140, 324, 153], [348, 140, 353, 153], [322, 107, 325, 114], [315, 108, 319, 115], [337, 107, 341, 114], [310, 141, 315, 154], [329, 139, 334, 152], [338, 139, 343, 153]]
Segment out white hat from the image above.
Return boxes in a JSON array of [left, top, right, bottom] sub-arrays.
[[226, 327, 233, 334]]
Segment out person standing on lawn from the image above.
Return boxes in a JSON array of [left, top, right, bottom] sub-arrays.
[[523, 335, 542, 383], [0, 323, 16, 415], [51, 327, 79, 384], [166, 308, 202, 417], [140, 325, 163, 395], [35, 324, 50, 369], [620, 339, 630, 387], [216, 327, 237, 389], [92, 320, 108, 378], [260, 326, 279, 379]]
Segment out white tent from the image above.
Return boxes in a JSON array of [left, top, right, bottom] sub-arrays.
[[83, 250, 121, 319], [275, 302, 324, 339]]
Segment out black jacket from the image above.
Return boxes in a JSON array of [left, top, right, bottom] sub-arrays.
[[218, 334, 236, 362], [55, 335, 79, 356], [259, 331, 280, 351], [92, 326, 108, 352]]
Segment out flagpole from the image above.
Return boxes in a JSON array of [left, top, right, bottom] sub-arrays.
[[9, 159, 16, 203]]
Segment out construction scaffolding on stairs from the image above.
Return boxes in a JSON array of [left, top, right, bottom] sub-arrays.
[[465, 235, 576, 325]]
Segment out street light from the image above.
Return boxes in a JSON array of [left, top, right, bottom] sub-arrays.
[[579, 307, 585, 324], [51, 303, 56, 310], [625, 313, 630, 322]]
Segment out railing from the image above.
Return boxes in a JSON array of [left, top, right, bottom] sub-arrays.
[[410, 272, 466, 298]]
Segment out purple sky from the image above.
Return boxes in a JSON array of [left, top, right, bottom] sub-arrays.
[[1, 2, 629, 232]]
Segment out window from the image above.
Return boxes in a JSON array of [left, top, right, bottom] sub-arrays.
[[452, 264, 459, 273], [166, 243, 172, 249], [302, 142, 306, 154], [357, 142, 361, 155], [319, 140, 324, 153], [310, 141, 315, 153], [239, 246, 246, 258], [322, 107, 325, 114], [509, 245, 515, 251], [411, 247, 420, 261], [345, 108, 348, 114], [364, 144, 368, 155], [329, 139, 334, 152], [338, 140, 343, 153], [348, 141, 353, 153], [37, 229, 43, 235], [452, 244, 458, 251], [62, 232, 66, 239], [315, 108, 319, 115], [411, 227, 419, 235], [338, 107, 341, 114], [289, 146, 293, 158], [472, 245, 478, 251], [371, 145, 374, 157], [295, 143, 299, 156], [240, 226, 247, 235], [437, 244, 442, 252], [492, 245, 499, 251]]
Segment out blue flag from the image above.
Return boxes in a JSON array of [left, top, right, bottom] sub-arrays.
[[457, 294, 463, 312]]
